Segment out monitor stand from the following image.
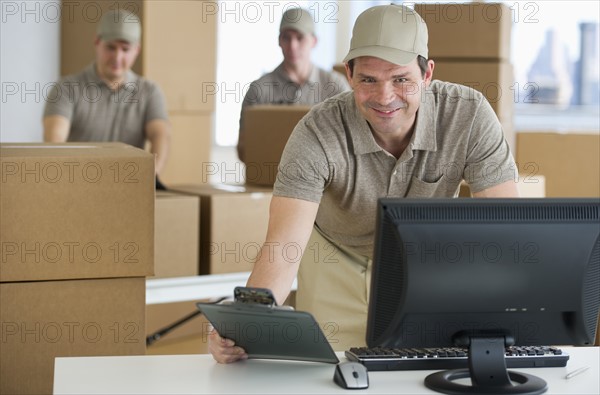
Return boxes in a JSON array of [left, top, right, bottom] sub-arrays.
[[424, 335, 548, 395]]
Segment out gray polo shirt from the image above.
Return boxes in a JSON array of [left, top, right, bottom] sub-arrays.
[[274, 80, 518, 257], [242, 63, 350, 106], [43, 64, 168, 149]]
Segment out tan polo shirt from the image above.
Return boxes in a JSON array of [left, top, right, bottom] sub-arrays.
[[275, 80, 517, 257], [43, 64, 168, 149], [241, 62, 350, 107]]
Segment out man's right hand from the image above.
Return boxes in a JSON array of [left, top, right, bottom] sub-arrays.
[[207, 327, 248, 364]]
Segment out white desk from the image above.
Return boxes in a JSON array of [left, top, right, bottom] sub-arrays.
[[54, 347, 598, 394]]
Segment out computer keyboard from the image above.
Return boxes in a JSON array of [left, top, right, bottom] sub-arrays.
[[345, 346, 569, 371]]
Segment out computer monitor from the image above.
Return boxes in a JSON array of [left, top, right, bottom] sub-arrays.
[[368, 198, 600, 395]]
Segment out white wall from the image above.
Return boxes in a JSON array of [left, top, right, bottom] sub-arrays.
[[1, 0, 60, 142]]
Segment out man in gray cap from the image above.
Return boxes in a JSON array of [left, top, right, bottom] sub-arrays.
[[43, 9, 170, 179], [236, 7, 350, 162], [210, 4, 519, 362]]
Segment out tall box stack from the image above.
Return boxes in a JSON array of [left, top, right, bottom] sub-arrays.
[[0, 143, 154, 395], [414, 3, 515, 152]]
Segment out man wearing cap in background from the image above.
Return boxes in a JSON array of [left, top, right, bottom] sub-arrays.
[[43, 9, 171, 183], [236, 7, 350, 162], [210, 4, 519, 362]]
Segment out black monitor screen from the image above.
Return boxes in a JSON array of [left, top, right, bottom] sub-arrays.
[[367, 198, 600, 394]]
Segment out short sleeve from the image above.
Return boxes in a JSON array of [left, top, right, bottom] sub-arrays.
[[144, 82, 169, 124], [273, 114, 330, 203], [463, 99, 518, 193], [43, 80, 75, 120]]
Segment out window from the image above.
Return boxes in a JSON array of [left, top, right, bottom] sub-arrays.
[[503, 0, 599, 131]]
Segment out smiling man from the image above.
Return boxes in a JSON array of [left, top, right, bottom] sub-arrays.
[[43, 10, 170, 178], [209, 4, 519, 362]]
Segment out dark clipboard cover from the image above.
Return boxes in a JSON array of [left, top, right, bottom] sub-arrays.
[[197, 302, 339, 364]]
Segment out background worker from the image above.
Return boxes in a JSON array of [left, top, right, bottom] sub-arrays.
[[43, 9, 171, 182], [237, 7, 350, 162]]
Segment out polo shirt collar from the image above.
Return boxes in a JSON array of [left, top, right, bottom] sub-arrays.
[[347, 94, 381, 155], [274, 62, 319, 85], [348, 85, 438, 156]]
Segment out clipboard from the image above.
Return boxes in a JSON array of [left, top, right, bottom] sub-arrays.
[[196, 287, 339, 364]]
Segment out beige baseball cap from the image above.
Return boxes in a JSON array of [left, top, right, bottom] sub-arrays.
[[280, 8, 315, 36], [97, 10, 141, 44], [343, 4, 428, 65]]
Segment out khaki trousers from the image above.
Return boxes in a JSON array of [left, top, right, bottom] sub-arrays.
[[296, 226, 372, 351]]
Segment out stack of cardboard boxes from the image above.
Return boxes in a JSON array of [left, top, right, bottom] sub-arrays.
[[146, 184, 273, 353], [0, 143, 154, 394], [414, 2, 516, 153], [159, 103, 311, 277]]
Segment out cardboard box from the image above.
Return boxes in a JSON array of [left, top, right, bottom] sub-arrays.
[[433, 61, 514, 119], [241, 105, 311, 186], [432, 61, 515, 152], [170, 184, 272, 274], [0, 143, 155, 282], [414, 3, 512, 61], [159, 113, 212, 186], [333, 64, 348, 81], [146, 299, 211, 353], [143, 1, 217, 113], [0, 277, 146, 395], [516, 132, 600, 197], [153, 191, 200, 278]]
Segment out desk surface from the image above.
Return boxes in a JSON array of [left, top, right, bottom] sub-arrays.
[[54, 347, 599, 394]]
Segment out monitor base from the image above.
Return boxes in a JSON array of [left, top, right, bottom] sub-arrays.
[[425, 368, 547, 395], [424, 335, 547, 395]]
